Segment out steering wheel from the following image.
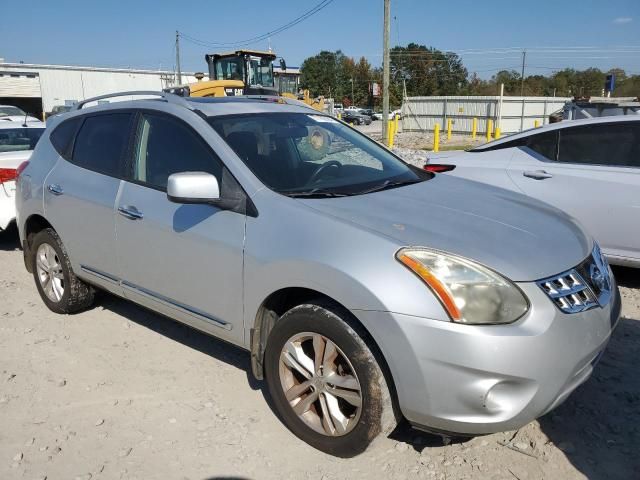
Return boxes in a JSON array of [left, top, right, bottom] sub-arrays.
[[306, 161, 342, 186]]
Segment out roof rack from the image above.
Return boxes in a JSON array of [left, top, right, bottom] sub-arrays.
[[73, 90, 191, 111]]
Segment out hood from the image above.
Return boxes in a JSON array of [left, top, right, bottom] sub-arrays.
[[0, 116, 41, 123], [301, 175, 592, 281]]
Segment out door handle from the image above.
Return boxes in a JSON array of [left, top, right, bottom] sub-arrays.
[[47, 184, 64, 195], [117, 205, 144, 220], [523, 170, 553, 180]]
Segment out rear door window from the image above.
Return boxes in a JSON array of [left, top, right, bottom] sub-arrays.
[[558, 123, 640, 167], [72, 113, 133, 177]]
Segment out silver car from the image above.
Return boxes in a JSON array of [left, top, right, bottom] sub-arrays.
[[426, 116, 640, 268], [16, 92, 620, 457]]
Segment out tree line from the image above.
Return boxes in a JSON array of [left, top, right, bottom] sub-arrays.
[[299, 43, 640, 108]]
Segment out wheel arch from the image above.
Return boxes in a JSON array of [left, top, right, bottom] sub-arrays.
[[22, 214, 56, 273], [249, 286, 401, 419]]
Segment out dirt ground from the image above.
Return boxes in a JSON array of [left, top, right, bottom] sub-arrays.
[[1, 224, 639, 480]]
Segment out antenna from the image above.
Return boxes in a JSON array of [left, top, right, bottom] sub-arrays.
[[22, 110, 29, 127]]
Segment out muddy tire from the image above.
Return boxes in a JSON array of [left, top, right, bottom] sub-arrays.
[[264, 300, 396, 457], [31, 228, 95, 314]]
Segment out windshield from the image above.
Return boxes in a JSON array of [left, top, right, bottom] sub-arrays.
[[208, 112, 429, 196], [247, 57, 274, 87], [0, 106, 26, 117], [0, 127, 45, 152], [215, 57, 245, 81]]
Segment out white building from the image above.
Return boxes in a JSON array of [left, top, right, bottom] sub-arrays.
[[0, 61, 199, 119]]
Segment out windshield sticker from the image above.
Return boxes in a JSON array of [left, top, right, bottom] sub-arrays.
[[307, 115, 339, 124]]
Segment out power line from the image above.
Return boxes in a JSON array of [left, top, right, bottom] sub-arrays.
[[179, 0, 334, 49]]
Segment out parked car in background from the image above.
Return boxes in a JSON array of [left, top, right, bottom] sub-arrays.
[[17, 92, 619, 457], [344, 105, 361, 112], [342, 110, 371, 125], [0, 120, 46, 231], [426, 116, 640, 267], [47, 105, 73, 118], [359, 108, 375, 119], [372, 109, 402, 121], [0, 105, 40, 123]]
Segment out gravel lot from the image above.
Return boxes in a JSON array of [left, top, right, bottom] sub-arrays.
[[1, 220, 639, 480]]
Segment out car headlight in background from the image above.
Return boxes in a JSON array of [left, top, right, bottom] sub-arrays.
[[396, 248, 529, 324]]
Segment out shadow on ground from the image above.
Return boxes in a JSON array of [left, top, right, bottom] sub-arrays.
[[0, 223, 20, 251], [538, 270, 640, 480], [98, 293, 262, 391]]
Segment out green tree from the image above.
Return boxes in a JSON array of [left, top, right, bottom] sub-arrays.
[[390, 43, 467, 97]]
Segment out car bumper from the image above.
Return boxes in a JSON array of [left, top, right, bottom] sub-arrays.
[[355, 277, 621, 436], [0, 181, 16, 230]]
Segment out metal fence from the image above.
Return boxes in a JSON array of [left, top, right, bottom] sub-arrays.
[[402, 96, 571, 135]]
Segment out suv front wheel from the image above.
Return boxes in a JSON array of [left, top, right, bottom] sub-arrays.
[[264, 301, 396, 457], [31, 228, 95, 314]]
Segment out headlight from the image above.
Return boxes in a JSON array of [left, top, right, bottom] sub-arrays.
[[396, 248, 529, 324]]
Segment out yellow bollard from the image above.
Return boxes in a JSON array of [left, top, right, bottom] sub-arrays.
[[472, 117, 477, 139], [447, 118, 452, 140], [486, 119, 493, 141], [534, 120, 540, 128], [394, 113, 399, 133], [433, 124, 440, 152], [495, 127, 501, 139], [337, 112, 341, 120], [387, 120, 395, 148]]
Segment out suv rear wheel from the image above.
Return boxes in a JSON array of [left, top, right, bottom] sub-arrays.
[[31, 228, 95, 314], [264, 301, 396, 457]]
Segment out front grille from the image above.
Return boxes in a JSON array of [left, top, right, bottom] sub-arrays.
[[537, 245, 611, 314]]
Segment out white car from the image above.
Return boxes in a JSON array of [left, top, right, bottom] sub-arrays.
[[0, 121, 46, 231], [0, 105, 40, 123], [425, 116, 640, 267]]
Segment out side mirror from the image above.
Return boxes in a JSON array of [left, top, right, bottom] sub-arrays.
[[167, 172, 220, 204], [279, 58, 287, 71]]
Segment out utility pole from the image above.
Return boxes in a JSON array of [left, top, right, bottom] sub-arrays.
[[519, 49, 526, 131], [351, 77, 355, 105], [520, 50, 526, 96], [382, 0, 391, 141], [175, 30, 182, 85]]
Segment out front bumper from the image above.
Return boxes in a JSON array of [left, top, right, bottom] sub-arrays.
[[355, 277, 621, 436]]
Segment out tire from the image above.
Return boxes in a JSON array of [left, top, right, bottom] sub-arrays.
[[31, 228, 95, 314], [264, 300, 396, 457]]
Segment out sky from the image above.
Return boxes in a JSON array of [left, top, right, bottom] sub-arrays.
[[1, 0, 639, 78]]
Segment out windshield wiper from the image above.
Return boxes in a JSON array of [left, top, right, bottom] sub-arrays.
[[354, 179, 422, 195], [285, 188, 349, 198]]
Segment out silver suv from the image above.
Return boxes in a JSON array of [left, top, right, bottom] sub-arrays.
[[16, 92, 620, 457]]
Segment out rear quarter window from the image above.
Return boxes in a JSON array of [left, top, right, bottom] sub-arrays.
[[50, 117, 82, 160]]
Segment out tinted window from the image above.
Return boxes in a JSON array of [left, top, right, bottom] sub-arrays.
[[50, 117, 82, 159], [525, 131, 557, 160], [72, 113, 132, 177], [133, 113, 222, 190], [0, 127, 45, 153], [470, 130, 558, 160], [558, 123, 640, 167]]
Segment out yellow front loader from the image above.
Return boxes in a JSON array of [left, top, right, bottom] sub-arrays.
[[165, 50, 325, 111]]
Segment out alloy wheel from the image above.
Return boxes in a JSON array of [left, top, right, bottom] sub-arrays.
[[279, 332, 363, 436], [35, 243, 65, 302]]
